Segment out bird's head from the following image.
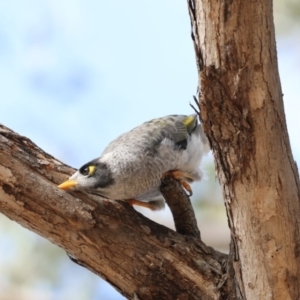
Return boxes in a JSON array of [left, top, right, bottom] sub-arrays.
[[58, 159, 114, 192]]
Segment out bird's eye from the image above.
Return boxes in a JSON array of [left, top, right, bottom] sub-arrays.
[[80, 165, 96, 176], [81, 167, 89, 176]]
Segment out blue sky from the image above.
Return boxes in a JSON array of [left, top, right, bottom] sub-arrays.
[[0, 0, 199, 167], [0, 1, 299, 299], [0, 1, 299, 167]]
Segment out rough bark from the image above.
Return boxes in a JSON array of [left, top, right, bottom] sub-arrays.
[[0, 125, 231, 299], [160, 175, 200, 238], [188, 0, 300, 299]]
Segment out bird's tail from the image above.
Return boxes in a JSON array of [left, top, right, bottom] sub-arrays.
[[148, 199, 165, 210]]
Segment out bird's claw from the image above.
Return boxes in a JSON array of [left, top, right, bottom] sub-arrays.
[[162, 170, 194, 197], [180, 180, 193, 197]]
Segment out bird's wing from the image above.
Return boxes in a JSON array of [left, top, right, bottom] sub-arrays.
[[157, 114, 198, 150], [102, 114, 199, 155]]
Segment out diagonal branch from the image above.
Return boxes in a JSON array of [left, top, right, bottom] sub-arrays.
[[0, 124, 232, 299]]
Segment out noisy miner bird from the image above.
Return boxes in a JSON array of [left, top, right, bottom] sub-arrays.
[[58, 114, 210, 210]]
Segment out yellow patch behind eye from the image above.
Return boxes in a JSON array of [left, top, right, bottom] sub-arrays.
[[88, 165, 96, 175]]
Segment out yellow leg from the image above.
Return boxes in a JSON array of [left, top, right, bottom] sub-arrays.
[[162, 170, 194, 196]]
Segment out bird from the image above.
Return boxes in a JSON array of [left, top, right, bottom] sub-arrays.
[[58, 114, 210, 210]]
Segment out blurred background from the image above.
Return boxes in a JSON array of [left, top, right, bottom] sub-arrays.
[[0, 0, 299, 299]]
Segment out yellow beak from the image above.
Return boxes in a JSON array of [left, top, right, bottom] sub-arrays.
[[57, 179, 78, 190]]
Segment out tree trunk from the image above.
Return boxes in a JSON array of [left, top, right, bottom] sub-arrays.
[[0, 0, 299, 299], [188, 0, 300, 298]]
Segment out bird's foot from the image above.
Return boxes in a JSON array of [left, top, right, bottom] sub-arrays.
[[162, 170, 194, 196]]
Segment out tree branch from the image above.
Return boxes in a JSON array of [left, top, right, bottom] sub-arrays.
[[160, 175, 200, 238], [0, 124, 231, 299]]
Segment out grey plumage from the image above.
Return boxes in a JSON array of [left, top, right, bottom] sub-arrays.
[[58, 114, 210, 210]]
